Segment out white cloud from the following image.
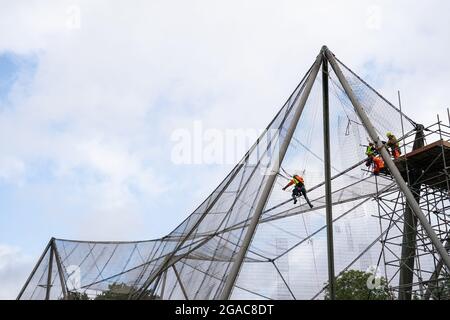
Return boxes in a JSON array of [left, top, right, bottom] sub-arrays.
[[1, 1, 449, 217], [1, 0, 450, 296], [0, 244, 33, 299], [0, 156, 26, 185]]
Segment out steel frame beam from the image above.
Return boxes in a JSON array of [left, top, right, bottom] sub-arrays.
[[53, 240, 68, 300], [321, 50, 335, 299], [45, 243, 54, 300]]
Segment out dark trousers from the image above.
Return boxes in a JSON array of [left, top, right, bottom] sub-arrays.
[[292, 185, 313, 208]]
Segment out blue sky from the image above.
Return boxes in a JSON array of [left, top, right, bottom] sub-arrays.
[[0, 52, 37, 107], [1, 0, 450, 299], [0, 53, 22, 98]]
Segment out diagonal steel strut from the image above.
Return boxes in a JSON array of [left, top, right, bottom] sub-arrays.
[[219, 52, 323, 300]]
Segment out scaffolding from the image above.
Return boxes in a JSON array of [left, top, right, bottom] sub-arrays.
[[375, 120, 450, 300], [17, 47, 450, 300]]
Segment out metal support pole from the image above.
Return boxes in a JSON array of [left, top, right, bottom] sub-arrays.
[[53, 240, 68, 300], [173, 265, 189, 300], [219, 52, 323, 300], [324, 47, 450, 272], [321, 51, 335, 299], [437, 115, 450, 192], [45, 244, 54, 300], [160, 270, 168, 299], [17, 239, 53, 300], [447, 108, 450, 127], [399, 127, 424, 300]]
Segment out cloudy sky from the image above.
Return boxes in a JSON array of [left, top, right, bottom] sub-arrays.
[[1, 0, 450, 299]]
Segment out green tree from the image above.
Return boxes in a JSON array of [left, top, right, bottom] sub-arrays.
[[424, 278, 450, 300], [94, 282, 160, 300], [61, 291, 90, 300], [325, 270, 392, 300]]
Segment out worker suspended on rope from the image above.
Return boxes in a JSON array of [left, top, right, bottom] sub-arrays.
[[282, 173, 314, 208], [386, 132, 401, 159], [366, 154, 385, 176]]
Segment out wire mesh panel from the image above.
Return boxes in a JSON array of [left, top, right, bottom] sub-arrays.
[[18, 49, 448, 300], [19, 246, 52, 300]]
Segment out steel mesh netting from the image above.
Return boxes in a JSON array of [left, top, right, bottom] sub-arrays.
[[18, 246, 65, 300], [230, 62, 415, 299], [19, 54, 422, 300], [18, 62, 314, 300], [141, 65, 315, 300]]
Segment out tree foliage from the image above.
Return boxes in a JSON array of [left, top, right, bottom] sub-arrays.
[[61, 283, 160, 300], [429, 279, 450, 300], [94, 282, 160, 300], [415, 277, 450, 300], [64, 291, 90, 300], [325, 270, 392, 300]]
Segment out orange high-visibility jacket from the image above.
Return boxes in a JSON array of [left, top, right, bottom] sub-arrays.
[[284, 175, 305, 189], [373, 156, 385, 170]]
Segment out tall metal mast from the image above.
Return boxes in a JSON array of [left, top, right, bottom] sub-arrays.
[[321, 46, 336, 300]]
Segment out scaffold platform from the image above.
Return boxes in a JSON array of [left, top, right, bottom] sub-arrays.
[[394, 140, 450, 191]]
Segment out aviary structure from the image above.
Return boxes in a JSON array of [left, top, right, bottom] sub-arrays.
[[18, 47, 450, 300]]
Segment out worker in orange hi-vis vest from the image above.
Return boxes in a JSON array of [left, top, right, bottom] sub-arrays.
[[282, 173, 314, 208], [366, 154, 385, 175]]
